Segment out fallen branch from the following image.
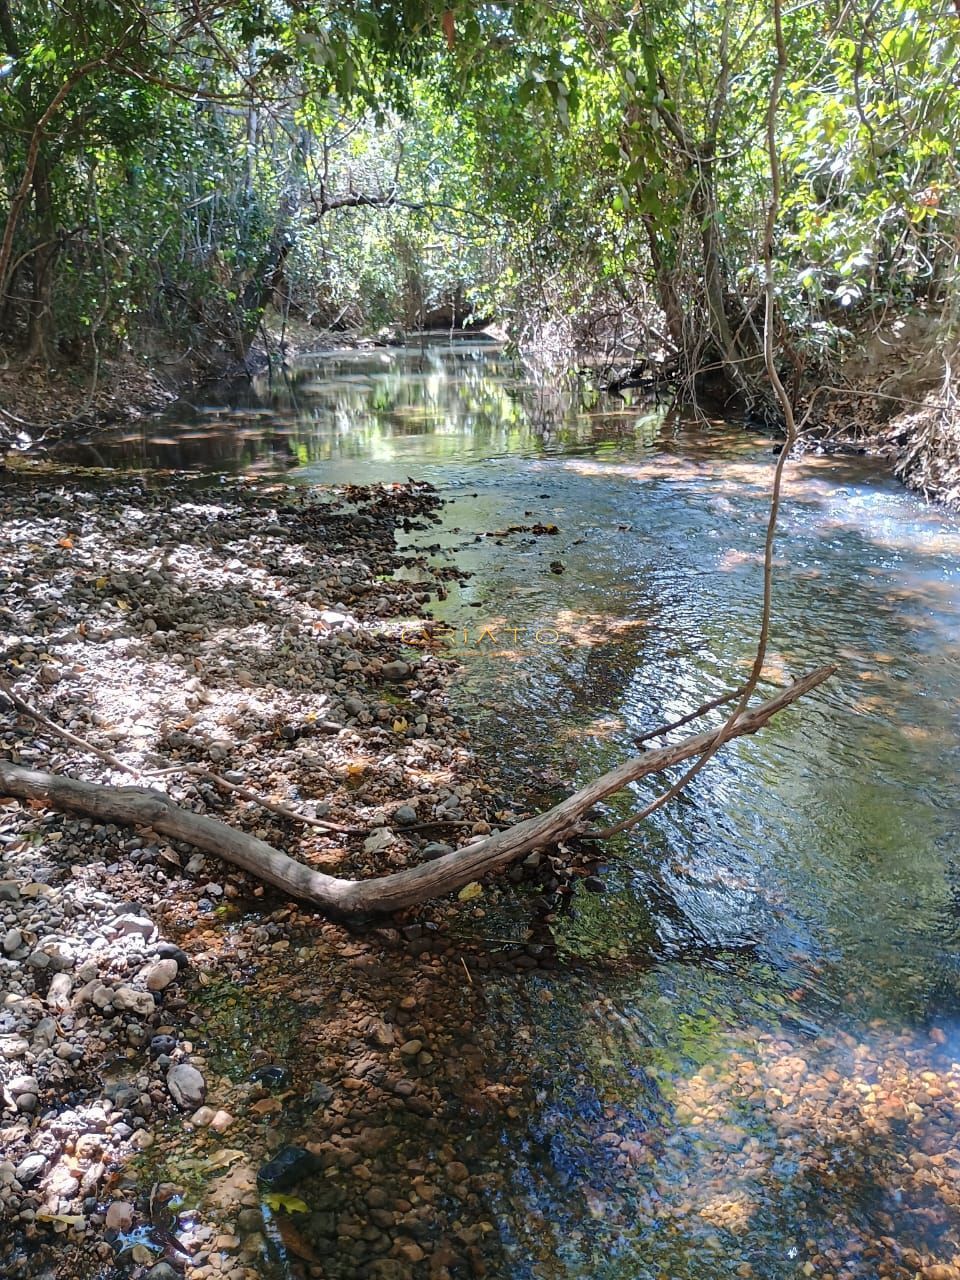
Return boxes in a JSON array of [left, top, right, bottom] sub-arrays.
[[0, 673, 358, 834], [0, 665, 834, 916]]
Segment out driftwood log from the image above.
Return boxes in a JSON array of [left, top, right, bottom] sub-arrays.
[[0, 665, 834, 915]]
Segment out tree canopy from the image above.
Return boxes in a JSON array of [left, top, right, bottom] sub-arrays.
[[1, 0, 957, 413]]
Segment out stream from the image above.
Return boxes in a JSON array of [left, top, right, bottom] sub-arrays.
[[58, 341, 960, 1278]]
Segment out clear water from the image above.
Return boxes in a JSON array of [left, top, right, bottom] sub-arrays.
[[62, 341, 960, 1278]]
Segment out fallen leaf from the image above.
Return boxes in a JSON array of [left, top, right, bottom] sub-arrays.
[[263, 1193, 310, 1214], [458, 881, 483, 901], [204, 1148, 245, 1170], [57, 536, 74, 549]]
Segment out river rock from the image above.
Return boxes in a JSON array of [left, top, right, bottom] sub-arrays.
[[0, 881, 20, 902], [256, 1145, 320, 1190], [8, 1074, 39, 1098], [112, 986, 156, 1017], [111, 913, 156, 940], [145, 1264, 181, 1280], [380, 660, 412, 680], [105, 1200, 135, 1231], [248, 1064, 290, 1089], [421, 842, 453, 861], [363, 827, 395, 854], [46, 973, 73, 1011], [393, 804, 418, 825], [14, 1152, 47, 1186], [2, 928, 23, 955], [144, 959, 178, 992], [167, 1063, 206, 1109], [32, 1017, 58, 1047]]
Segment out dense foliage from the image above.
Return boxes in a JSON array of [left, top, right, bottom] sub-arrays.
[[1, 0, 957, 408]]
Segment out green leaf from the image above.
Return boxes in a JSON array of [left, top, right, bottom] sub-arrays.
[[263, 1193, 311, 1214]]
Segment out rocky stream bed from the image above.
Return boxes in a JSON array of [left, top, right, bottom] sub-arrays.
[[4, 361, 960, 1280], [0, 472, 585, 1280]]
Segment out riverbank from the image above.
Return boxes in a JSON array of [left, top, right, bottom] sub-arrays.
[[0, 316, 363, 453], [0, 470, 569, 1279]]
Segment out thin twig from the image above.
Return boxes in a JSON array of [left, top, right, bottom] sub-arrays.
[[0, 674, 357, 834]]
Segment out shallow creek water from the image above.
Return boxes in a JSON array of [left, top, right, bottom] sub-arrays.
[[61, 342, 960, 1278]]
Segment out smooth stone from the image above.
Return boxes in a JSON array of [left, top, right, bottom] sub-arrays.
[[149, 1035, 177, 1058], [256, 1145, 319, 1191], [380, 661, 412, 680], [145, 959, 178, 992], [0, 881, 20, 902], [167, 1063, 206, 1110], [248, 1065, 290, 1089], [8, 1074, 39, 1097], [105, 1200, 135, 1231], [209, 1109, 235, 1133], [46, 973, 73, 1010], [111, 913, 156, 940], [421, 842, 453, 861], [2, 928, 23, 954], [14, 1152, 46, 1186], [145, 1265, 180, 1280]]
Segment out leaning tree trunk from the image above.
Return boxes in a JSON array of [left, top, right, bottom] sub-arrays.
[[0, 666, 833, 916]]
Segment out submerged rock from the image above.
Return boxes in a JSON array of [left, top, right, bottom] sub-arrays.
[[256, 1145, 319, 1190], [248, 1064, 290, 1089]]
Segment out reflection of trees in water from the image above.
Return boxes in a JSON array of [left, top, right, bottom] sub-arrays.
[[53, 345, 671, 471]]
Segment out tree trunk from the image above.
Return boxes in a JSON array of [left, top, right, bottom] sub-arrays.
[[0, 666, 834, 916], [642, 213, 685, 354], [24, 155, 56, 360]]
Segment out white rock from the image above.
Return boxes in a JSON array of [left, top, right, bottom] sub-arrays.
[[111, 913, 156, 941], [46, 973, 73, 1011]]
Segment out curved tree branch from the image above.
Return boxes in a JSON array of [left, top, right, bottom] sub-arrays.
[[0, 665, 834, 916]]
